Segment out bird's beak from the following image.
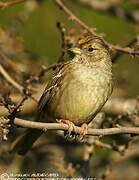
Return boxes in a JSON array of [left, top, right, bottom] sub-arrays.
[[68, 47, 81, 54]]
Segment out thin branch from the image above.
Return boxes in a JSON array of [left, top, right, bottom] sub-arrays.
[[41, 62, 62, 71], [0, 64, 23, 93], [0, 51, 17, 72], [26, 63, 62, 85], [54, 0, 139, 56], [0, 64, 38, 103], [0, 117, 11, 141], [56, 22, 67, 63], [112, 37, 138, 63], [0, 0, 25, 7], [55, 0, 97, 37], [8, 95, 28, 122], [9, 117, 139, 136]]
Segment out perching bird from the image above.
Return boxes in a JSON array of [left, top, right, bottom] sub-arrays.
[[9, 36, 113, 155]]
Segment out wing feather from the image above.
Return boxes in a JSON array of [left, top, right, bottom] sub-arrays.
[[37, 62, 71, 116]]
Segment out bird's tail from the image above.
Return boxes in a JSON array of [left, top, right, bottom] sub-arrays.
[[9, 128, 43, 155]]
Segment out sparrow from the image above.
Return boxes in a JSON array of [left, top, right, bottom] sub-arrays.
[[9, 36, 113, 155]]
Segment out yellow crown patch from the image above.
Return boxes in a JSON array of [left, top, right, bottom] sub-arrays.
[[78, 36, 93, 45]]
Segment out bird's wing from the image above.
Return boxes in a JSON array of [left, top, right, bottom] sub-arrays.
[[37, 62, 70, 116]]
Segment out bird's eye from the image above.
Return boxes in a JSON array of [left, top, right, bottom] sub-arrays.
[[88, 47, 94, 52]]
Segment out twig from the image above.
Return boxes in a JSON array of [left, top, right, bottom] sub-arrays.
[[112, 37, 138, 63], [55, 0, 139, 56], [8, 95, 28, 122], [0, 0, 25, 7], [57, 22, 67, 63], [0, 52, 17, 72], [26, 63, 62, 85], [8, 117, 139, 136], [0, 117, 11, 141], [0, 64, 23, 93], [55, 0, 97, 37], [0, 63, 38, 103], [42, 62, 62, 71]]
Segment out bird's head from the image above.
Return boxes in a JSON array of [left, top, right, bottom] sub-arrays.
[[69, 36, 109, 62]]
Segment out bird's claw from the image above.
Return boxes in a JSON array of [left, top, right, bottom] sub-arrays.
[[58, 119, 76, 137], [79, 123, 88, 141]]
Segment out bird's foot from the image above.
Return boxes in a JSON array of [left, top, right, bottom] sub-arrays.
[[58, 119, 76, 137], [79, 123, 88, 141]]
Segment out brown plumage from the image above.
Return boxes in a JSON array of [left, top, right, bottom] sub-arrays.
[[9, 36, 113, 155]]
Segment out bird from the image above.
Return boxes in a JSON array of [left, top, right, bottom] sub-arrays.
[[9, 36, 113, 155]]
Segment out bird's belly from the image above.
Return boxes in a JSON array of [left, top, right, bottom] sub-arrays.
[[48, 69, 112, 126]]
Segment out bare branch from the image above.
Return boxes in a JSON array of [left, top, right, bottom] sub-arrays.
[[0, 0, 25, 7], [112, 37, 138, 63], [26, 63, 62, 85], [0, 117, 11, 141], [56, 22, 67, 63], [55, 0, 97, 37], [0, 64, 23, 93], [0, 64, 38, 103], [8, 117, 139, 136], [55, 0, 139, 56]]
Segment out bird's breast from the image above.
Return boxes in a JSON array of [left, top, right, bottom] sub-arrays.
[[48, 66, 113, 125]]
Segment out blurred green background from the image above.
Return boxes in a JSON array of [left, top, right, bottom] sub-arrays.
[[0, 0, 138, 97]]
